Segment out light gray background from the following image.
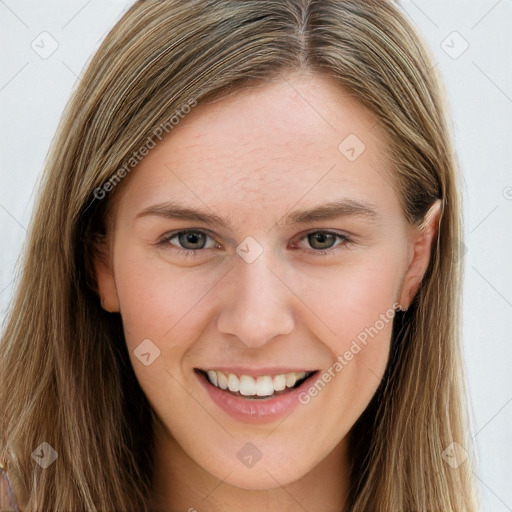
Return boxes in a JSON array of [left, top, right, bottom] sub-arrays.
[[1, 1, 511, 510]]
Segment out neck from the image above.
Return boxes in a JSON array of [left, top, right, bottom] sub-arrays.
[[149, 419, 350, 512]]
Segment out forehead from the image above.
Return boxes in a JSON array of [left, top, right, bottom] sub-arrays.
[[115, 72, 399, 223]]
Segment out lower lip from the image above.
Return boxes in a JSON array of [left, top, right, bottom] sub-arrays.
[[196, 371, 316, 424]]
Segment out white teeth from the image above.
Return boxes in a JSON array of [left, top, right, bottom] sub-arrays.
[[207, 370, 218, 387], [256, 376, 274, 397], [228, 373, 240, 393], [273, 374, 286, 391], [285, 373, 297, 388], [205, 370, 311, 397], [217, 372, 228, 390], [239, 375, 256, 396]]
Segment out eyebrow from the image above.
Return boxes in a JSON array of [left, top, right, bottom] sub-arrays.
[[135, 199, 379, 230]]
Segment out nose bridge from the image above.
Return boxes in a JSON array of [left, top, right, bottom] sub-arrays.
[[216, 245, 295, 348]]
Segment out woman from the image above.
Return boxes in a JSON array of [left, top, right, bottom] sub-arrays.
[[0, 0, 479, 510]]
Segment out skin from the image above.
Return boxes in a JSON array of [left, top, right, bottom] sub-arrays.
[[94, 71, 440, 512]]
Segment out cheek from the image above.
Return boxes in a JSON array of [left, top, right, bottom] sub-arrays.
[[112, 247, 222, 353], [293, 251, 403, 347], [291, 251, 404, 401]]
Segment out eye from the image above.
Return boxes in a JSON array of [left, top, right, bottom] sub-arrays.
[[307, 232, 337, 250], [296, 230, 351, 254], [159, 230, 219, 254], [157, 229, 352, 257]]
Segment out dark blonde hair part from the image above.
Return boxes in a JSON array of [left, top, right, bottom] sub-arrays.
[[1, 1, 478, 510]]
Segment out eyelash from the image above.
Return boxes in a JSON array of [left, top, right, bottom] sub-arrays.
[[157, 229, 352, 257]]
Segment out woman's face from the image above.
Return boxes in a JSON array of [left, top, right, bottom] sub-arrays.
[[95, 72, 436, 491]]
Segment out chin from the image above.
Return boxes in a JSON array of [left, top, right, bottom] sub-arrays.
[[200, 449, 313, 491], [221, 466, 306, 491]]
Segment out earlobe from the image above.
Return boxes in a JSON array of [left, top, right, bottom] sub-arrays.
[[398, 200, 442, 310], [93, 241, 120, 313]]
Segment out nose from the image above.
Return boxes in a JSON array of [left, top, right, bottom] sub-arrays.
[[216, 252, 295, 348]]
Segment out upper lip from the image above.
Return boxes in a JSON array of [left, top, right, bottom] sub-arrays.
[[196, 367, 317, 377]]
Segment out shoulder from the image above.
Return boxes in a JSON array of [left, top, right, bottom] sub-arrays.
[[0, 467, 21, 512]]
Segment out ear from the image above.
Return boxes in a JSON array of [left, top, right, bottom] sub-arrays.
[[92, 237, 120, 313], [398, 200, 442, 310]]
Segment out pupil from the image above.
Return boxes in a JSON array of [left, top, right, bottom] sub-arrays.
[[179, 231, 206, 249], [309, 232, 334, 250]]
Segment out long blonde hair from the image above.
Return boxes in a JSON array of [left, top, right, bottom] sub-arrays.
[[1, 1, 479, 510]]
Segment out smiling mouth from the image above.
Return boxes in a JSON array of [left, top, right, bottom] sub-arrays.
[[195, 369, 317, 400]]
